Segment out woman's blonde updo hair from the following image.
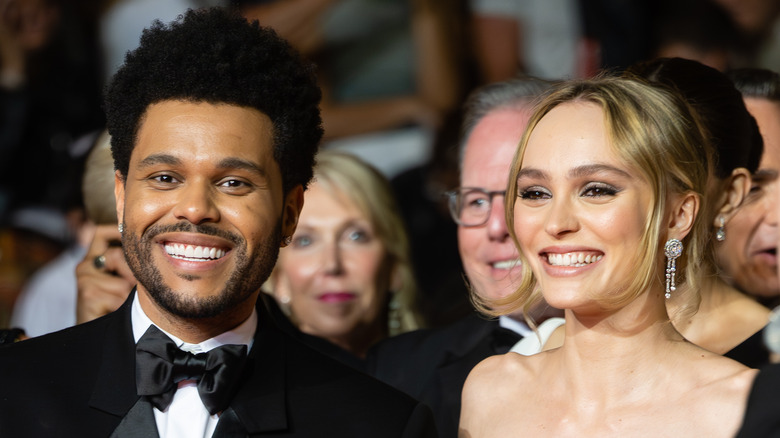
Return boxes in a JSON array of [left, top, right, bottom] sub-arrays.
[[475, 76, 713, 317], [309, 150, 422, 335]]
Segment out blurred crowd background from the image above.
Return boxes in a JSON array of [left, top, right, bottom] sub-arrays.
[[1, 0, 779, 328]]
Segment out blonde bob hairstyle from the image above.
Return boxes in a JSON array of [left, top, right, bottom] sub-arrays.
[[307, 150, 422, 335], [476, 76, 712, 317]]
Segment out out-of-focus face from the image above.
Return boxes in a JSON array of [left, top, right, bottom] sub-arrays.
[[514, 102, 653, 313], [116, 101, 293, 322], [11, 0, 60, 50], [713, 0, 780, 34], [717, 97, 780, 298], [275, 183, 393, 346], [458, 107, 531, 300]]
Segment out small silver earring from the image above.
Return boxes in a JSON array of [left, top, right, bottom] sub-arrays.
[[118, 223, 124, 234], [665, 239, 683, 299], [283, 236, 292, 246], [715, 216, 726, 242]]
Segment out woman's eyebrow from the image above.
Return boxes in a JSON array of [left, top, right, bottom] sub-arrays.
[[568, 163, 631, 179]]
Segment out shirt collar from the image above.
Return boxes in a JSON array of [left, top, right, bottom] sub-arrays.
[[499, 314, 533, 337]]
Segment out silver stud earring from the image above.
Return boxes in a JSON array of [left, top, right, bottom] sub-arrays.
[[665, 239, 683, 299], [715, 216, 726, 242], [118, 223, 124, 234], [283, 236, 292, 246]]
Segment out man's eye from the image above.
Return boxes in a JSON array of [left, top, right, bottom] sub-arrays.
[[152, 174, 178, 184], [220, 179, 248, 188], [464, 196, 489, 210]]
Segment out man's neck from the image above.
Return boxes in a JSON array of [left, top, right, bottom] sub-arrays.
[[136, 288, 259, 343]]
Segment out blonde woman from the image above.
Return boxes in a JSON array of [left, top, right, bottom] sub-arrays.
[[460, 77, 757, 436], [270, 150, 421, 358]]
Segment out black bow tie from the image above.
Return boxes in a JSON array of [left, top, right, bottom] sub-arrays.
[[135, 325, 248, 415]]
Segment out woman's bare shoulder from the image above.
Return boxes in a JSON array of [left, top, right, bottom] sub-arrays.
[[460, 352, 549, 436], [465, 350, 546, 387], [682, 354, 759, 435]]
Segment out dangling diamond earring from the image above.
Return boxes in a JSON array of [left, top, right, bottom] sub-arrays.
[[118, 223, 124, 234], [665, 239, 683, 299], [715, 216, 726, 242]]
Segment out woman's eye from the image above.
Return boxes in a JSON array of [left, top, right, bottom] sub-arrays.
[[581, 183, 618, 197], [292, 235, 312, 248], [519, 187, 550, 200], [347, 229, 370, 243]]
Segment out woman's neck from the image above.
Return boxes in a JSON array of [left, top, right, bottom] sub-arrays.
[[554, 288, 689, 406]]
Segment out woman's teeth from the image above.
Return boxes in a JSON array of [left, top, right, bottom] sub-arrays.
[[547, 252, 602, 267]]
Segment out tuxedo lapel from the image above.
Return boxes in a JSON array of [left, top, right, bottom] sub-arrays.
[[431, 318, 501, 438], [88, 291, 141, 418], [227, 296, 289, 435], [108, 398, 159, 438]]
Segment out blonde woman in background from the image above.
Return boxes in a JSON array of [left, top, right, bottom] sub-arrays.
[[269, 150, 421, 360]]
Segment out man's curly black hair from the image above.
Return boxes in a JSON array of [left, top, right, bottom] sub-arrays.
[[104, 7, 322, 194]]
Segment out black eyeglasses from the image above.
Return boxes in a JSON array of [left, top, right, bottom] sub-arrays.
[[445, 187, 506, 227]]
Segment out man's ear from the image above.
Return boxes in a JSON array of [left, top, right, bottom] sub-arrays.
[[713, 167, 751, 227], [281, 185, 304, 244], [114, 170, 125, 226], [667, 191, 699, 241]]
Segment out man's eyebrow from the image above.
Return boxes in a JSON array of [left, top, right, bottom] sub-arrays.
[[217, 157, 267, 178], [137, 154, 181, 169]]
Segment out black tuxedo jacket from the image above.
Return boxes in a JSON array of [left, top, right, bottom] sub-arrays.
[[367, 313, 518, 438], [0, 292, 437, 437]]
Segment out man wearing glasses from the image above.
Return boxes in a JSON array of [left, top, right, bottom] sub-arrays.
[[368, 77, 564, 438]]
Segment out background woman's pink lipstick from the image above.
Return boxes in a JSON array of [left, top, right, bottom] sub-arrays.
[[318, 292, 356, 303]]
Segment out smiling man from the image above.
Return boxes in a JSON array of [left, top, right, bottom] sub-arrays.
[[0, 7, 435, 438]]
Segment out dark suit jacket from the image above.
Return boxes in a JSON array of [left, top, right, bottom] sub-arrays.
[[367, 313, 518, 438], [0, 292, 437, 437], [736, 364, 780, 438]]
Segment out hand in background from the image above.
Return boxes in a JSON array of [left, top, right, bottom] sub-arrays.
[[75, 224, 135, 324]]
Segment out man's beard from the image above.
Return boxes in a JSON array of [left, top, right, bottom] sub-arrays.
[[122, 220, 281, 319]]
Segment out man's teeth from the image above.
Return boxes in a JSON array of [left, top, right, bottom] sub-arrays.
[[547, 252, 602, 267], [493, 259, 522, 270], [165, 243, 226, 261]]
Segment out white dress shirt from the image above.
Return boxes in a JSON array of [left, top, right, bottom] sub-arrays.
[[503, 316, 566, 356], [131, 294, 256, 438]]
